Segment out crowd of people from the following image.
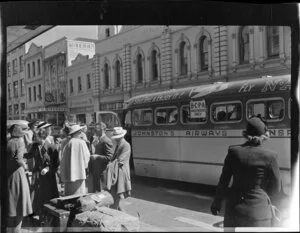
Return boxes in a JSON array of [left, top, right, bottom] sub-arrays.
[[6, 115, 285, 232], [6, 119, 132, 233]]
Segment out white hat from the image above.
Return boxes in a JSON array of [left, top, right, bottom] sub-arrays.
[[69, 124, 85, 135], [111, 127, 127, 139], [37, 121, 52, 129]]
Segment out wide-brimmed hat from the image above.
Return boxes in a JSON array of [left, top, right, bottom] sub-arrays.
[[10, 124, 25, 137], [69, 124, 85, 135], [37, 121, 52, 129], [245, 117, 267, 136], [111, 127, 127, 139]]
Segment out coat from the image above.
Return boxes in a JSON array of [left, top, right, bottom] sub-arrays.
[[7, 137, 33, 217], [106, 138, 131, 197], [90, 135, 113, 173], [25, 142, 59, 215], [211, 141, 281, 227], [60, 137, 90, 183]]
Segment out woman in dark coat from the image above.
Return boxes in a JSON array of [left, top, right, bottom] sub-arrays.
[[26, 126, 59, 222], [210, 117, 281, 228], [7, 124, 33, 233]]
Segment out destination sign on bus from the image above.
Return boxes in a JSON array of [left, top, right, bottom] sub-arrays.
[[190, 100, 206, 118]]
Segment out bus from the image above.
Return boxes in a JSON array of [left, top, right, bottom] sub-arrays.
[[124, 75, 291, 194]]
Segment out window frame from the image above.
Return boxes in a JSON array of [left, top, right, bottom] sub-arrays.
[[137, 54, 143, 84], [155, 106, 179, 126], [199, 36, 208, 71], [180, 104, 208, 125], [179, 41, 188, 76], [239, 26, 250, 64], [266, 26, 280, 59], [288, 98, 291, 119], [70, 79, 74, 94], [32, 61, 36, 77], [210, 100, 243, 124], [246, 97, 285, 123], [115, 60, 121, 88], [87, 74, 91, 89], [104, 63, 109, 89], [28, 87, 32, 102], [78, 76, 82, 92], [151, 50, 159, 81], [132, 108, 153, 126]]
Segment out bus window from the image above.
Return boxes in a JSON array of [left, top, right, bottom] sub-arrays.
[[247, 98, 284, 122], [211, 102, 242, 123], [155, 106, 178, 125], [288, 98, 291, 119], [124, 110, 132, 127], [133, 108, 153, 126], [181, 105, 207, 124]]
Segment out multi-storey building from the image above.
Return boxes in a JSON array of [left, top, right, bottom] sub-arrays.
[[92, 25, 291, 120], [42, 37, 95, 125], [7, 45, 26, 120], [24, 43, 44, 120], [66, 54, 94, 124]]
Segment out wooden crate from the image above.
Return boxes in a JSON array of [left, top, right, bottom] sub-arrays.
[[43, 203, 70, 232]]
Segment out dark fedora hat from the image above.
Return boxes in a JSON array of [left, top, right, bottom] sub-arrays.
[[10, 124, 25, 138], [245, 117, 267, 136]]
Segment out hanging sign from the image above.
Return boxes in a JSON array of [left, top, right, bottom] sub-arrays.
[[190, 100, 206, 118]]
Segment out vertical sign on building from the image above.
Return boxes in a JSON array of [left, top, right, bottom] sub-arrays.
[[44, 60, 54, 105], [57, 54, 66, 103]]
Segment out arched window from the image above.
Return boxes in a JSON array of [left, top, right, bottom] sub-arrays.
[[137, 54, 143, 83], [239, 26, 250, 64], [199, 36, 208, 71], [179, 41, 188, 75], [151, 50, 158, 80], [267, 26, 279, 58], [115, 60, 121, 88], [104, 63, 109, 89]]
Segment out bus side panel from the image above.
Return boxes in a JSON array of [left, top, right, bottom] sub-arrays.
[[132, 137, 181, 180]]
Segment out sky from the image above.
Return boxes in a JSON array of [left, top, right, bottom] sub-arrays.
[[25, 25, 98, 52]]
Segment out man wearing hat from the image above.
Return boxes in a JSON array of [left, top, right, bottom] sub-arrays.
[[210, 116, 281, 228], [106, 127, 132, 211], [89, 122, 113, 192], [37, 121, 55, 147], [60, 124, 91, 196]]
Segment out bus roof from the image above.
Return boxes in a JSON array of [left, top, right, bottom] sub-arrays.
[[126, 75, 290, 108]]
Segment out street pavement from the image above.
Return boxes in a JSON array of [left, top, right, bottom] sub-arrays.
[[121, 175, 225, 232]]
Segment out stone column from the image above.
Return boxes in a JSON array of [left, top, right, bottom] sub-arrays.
[[161, 27, 173, 86], [92, 54, 101, 111]]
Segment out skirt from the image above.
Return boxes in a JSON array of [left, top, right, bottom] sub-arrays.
[[64, 179, 87, 196], [8, 167, 33, 217]]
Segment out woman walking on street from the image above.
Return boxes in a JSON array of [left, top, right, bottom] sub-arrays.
[[7, 124, 33, 233], [210, 116, 281, 228]]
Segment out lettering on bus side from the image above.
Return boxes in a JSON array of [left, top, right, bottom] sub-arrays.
[[261, 79, 291, 93], [268, 129, 291, 137], [185, 130, 227, 137], [132, 130, 175, 137]]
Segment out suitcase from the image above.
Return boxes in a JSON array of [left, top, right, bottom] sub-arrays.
[[43, 203, 70, 232]]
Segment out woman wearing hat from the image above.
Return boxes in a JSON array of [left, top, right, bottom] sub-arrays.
[[60, 124, 91, 196], [106, 127, 132, 211], [210, 116, 281, 228], [27, 127, 59, 223], [7, 124, 33, 232]]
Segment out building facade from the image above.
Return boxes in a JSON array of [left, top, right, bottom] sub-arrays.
[[92, 25, 291, 120], [42, 37, 95, 125], [66, 54, 94, 124], [7, 45, 26, 120], [24, 43, 44, 120]]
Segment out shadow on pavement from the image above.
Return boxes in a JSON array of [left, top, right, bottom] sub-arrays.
[[130, 174, 222, 214]]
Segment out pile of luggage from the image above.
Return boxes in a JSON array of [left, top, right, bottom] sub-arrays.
[[43, 191, 140, 232]]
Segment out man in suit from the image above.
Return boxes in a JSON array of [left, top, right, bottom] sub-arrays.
[[89, 122, 113, 192], [210, 117, 281, 228], [106, 127, 132, 211]]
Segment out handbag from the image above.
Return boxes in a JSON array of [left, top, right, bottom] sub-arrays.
[[263, 191, 281, 227]]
